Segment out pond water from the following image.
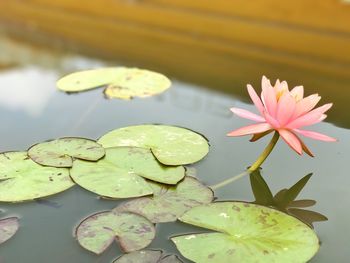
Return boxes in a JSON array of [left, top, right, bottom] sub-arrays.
[[0, 35, 349, 263]]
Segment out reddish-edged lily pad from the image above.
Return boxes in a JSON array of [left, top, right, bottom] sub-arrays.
[[0, 217, 19, 244], [115, 177, 213, 223], [76, 211, 155, 254], [172, 202, 319, 263], [98, 125, 209, 165], [70, 147, 185, 199], [113, 250, 183, 263], [0, 152, 74, 202], [28, 137, 105, 168]]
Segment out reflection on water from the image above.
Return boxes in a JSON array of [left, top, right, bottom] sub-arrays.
[[0, 35, 349, 262], [0, 67, 56, 116]]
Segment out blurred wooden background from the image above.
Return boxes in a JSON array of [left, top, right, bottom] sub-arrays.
[[0, 0, 349, 126]]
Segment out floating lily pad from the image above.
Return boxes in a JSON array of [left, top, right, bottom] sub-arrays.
[[57, 67, 171, 99], [113, 250, 183, 263], [0, 217, 19, 244], [172, 202, 319, 263], [98, 125, 209, 165], [28, 137, 105, 168], [0, 152, 74, 202], [115, 177, 213, 223], [76, 211, 155, 254], [70, 147, 185, 199]]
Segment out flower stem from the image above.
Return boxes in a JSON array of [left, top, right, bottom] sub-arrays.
[[210, 131, 279, 190], [247, 131, 279, 172]]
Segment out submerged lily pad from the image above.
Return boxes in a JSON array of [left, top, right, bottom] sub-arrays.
[[76, 211, 155, 254], [70, 147, 185, 199], [0, 152, 74, 202], [113, 250, 183, 263], [28, 137, 105, 168], [172, 202, 319, 263], [98, 125, 209, 165], [0, 217, 19, 244], [115, 177, 213, 223], [57, 67, 171, 99]]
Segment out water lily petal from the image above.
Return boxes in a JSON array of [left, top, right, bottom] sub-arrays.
[[263, 111, 280, 128], [274, 79, 289, 98], [290, 86, 304, 101], [293, 94, 321, 119], [306, 103, 332, 115], [280, 80, 289, 91], [276, 93, 296, 126], [287, 103, 332, 129], [247, 84, 264, 115], [230, 108, 265, 122], [294, 129, 337, 142], [287, 113, 323, 129], [262, 75, 272, 90], [227, 123, 272, 137], [278, 129, 302, 155], [274, 79, 281, 86], [320, 114, 327, 122], [261, 83, 277, 117]]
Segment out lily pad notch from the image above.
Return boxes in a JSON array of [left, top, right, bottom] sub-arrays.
[[56, 67, 172, 100], [98, 124, 210, 166], [75, 210, 156, 254], [70, 147, 185, 199], [28, 137, 105, 168]]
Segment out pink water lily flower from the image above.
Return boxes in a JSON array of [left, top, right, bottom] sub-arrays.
[[228, 76, 336, 155]]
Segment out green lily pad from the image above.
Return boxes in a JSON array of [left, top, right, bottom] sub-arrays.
[[171, 202, 319, 263], [0, 152, 74, 202], [76, 211, 155, 254], [57, 67, 171, 99], [115, 177, 213, 223], [113, 250, 183, 263], [98, 125, 209, 165], [0, 217, 19, 244], [70, 147, 185, 199], [28, 137, 105, 168]]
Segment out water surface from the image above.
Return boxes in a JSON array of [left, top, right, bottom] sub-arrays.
[[0, 35, 349, 263]]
